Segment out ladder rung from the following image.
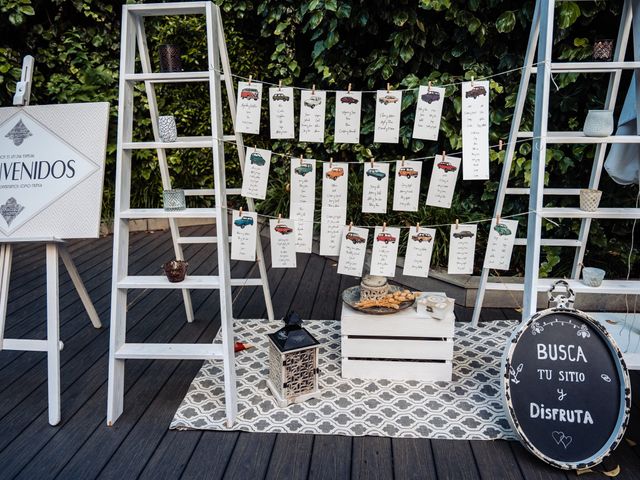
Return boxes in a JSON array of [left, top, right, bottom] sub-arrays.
[[120, 208, 215, 219], [506, 188, 581, 196], [513, 238, 582, 247], [118, 275, 220, 289], [485, 279, 640, 295], [184, 189, 215, 196], [531, 61, 640, 73], [126, 3, 208, 17], [230, 278, 264, 287], [114, 343, 223, 360], [1, 338, 63, 352], [541, 208, 640, 219], [518, 131, 640, 144], [123, 72, 209, 83], [176, 237, 217, 244], [223, 135, 236, 142]]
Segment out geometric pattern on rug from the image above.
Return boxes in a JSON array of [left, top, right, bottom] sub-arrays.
[[171, 319, 518, 440]]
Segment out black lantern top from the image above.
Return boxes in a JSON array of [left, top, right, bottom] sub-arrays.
[[268, 311, 320, 352]]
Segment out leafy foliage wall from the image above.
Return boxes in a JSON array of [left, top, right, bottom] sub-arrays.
[[0, 0, 637, 277]]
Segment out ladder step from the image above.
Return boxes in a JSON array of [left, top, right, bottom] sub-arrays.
[[183, 188, 242, 196], [1, 338, 63, 352], [124, 72, 209, 83], [517, 131, 640, 144], [114, 343, 223, 360], [506, 187, 581, 195], [485, 279, 640, 295], [126, 2, 209, 16], [513, 238, 582, 247], [223, 135, 236, 142], [176, 237, 217, 244], [118, 275, 220, 289], [540, 208, 640, 219], [230, 278, 263, 287], [531, 61, 640, 73], [120, 208, 215, 219]]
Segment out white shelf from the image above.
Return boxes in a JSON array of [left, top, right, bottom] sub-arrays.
[[506, 187, 581, 196], [120, 208, 216, 219], [540, 207, 640, 219], [118, 275, 220, 289], [518, 131, 640, 143], [114, 343, 223, 360], [123, 136, 214, 149], [127, 2, 208, 16], [124, 72, 210, 83], [591, 312, 640, 370], [513, 238, 582, 247], [532, 61, 640, 73], [485, 278, 640, 295]]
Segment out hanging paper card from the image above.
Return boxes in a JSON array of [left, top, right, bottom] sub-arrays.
[[334, 91, 362, 144], [231, 210, 257, 262], [461, 80, 490, 180], [392, 160, 422, 212], [412, 85, 445, 141], [425, 154, 461, 208], [269, 87, 295, 139], [235, 81, 262, 134], [370, 226, 401, 277], [403, 227, 436, 278], [241, 147, 271, 200], [448, 224, 478, 274], [320, 162, 349, 256], [362, 162, 390, 213], [299, 90, 326, 143], [374, 90, 403, 143], [337, 225, 369, 277], [290, 158, 317, 253], [484, 218, 518, 270], [270, 218, 296, 268]]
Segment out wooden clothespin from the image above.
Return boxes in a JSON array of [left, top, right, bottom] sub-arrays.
[[455, 218, 459, 230], [285, 183, 290, 192], [442, 150, 446, 159], [348, 83, 352, 94], [349, 221, 353, 232], [499, 139, 504, 151], [387, 82, 391, 93], [401, 155, 406, 167], [496, 214, 501, 224], [248, 75, 252, 86], [382, 222, 387, 232], [329, 157, 334, 168], [300, 154, 304, 166], [416, 222, 420, 233], [254, 145, 257, 153], [428, 81, 432, 92], [312, 84, 316, 95], [471, 76, 475, 87], [239, 207, 243, 217], [370, 157, 375, 168], [278, 80, 282, 91], [277, 213, 282, 223]]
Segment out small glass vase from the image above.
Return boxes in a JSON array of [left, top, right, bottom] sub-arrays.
[[158, 115, 177, 142], [158, 44, 182, 72], [583, 110, 614, 137], [582, 267, 605, 287], [163, 189, 186, 211]]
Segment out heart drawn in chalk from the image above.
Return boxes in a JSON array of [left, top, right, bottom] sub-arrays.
[[552, 431, 572, 449]]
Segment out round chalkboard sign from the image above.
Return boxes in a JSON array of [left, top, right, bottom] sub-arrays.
[[502, 308, 631, 470]]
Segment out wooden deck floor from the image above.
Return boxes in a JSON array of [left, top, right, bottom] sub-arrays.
[[1, 226, 639, 480]]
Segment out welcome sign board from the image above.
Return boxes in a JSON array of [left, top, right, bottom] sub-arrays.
[[0, 102, 109, 239], [503, 308, 631, 470]]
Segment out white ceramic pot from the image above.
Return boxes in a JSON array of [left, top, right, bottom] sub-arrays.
[[158, 115, 178, 142], [582, 267, 605, 287], [583, 110, 614, 137]]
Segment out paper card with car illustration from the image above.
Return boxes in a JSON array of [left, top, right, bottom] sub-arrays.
[[403, 226, 436, 278], [413, 85, 445, 141], [241, 147, 271, 200], [236, 81, 262, 134], [461, 80, 490, 180], [337, 225, 369, 277], [270, 217, 297, 268], [448, 223, 478, 274], [269, 86, 295, 139], [392, 160, 422, 211], [483, 218, 518, 270], [334, 90, 362, 143], [290, 157, 316, 253], [374, 89, 403, 143], [426, 154, 461, 208], [370, 226, 401, 277], [231, 210, 257, 262], [299, 90, 326, 143], [320, 162, 349, 256], [362, 161, 390, 214]]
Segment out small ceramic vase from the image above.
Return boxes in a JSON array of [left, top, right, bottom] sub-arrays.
[[158, 44, 182, 72], [582, 267, 605, 287], [162, 260, 188, 282], [583, 110, 614, 137], [158, 115, 178, 142], [163, 189, 186, 211]]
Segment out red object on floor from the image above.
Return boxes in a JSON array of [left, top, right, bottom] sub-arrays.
[[234, 342, 254, 353]]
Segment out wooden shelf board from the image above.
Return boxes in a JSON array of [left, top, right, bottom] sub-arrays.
[[485, 278, 640, 295], [114, 343, 223, 360], [118, 275, 220, 289], [124, 72, 210, 83], [123, 136, 214, 149], [540, 207, 640, 219], [532, 61, 640, 73], [120, 208, 216, 219]]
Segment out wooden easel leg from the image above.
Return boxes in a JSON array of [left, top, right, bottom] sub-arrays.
[[46, 243, 61, 426], [0, 244, 13, 349], [58, 245, 102, 329]]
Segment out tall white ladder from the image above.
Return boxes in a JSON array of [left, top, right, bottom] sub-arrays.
[[472, 0, 640, 327], [107, 1, 271, 427]]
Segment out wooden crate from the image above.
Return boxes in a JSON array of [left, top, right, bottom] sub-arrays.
[[341, 299, 455, 382]]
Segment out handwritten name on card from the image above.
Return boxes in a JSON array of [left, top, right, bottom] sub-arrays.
[[334, 91, 362, 144], [290, 158, 316, 253], [241, 147, 271, 200], [448, 224, 478, 275], [413, 85, 445, 141], [270, 218, 297, 268], [236, 81, 262, 134], [461, 80, 490, 180], [299, 90, 326, 143], [269, 87, 295, 139], [403, 227, 436, 278], [392, 160, 422, 212], [374, 90, 402, 143], [426, 154, 461, 209], [370, 226, 401, 277], [320, 162, 349, 256], [362, 162, 390, 213], [231, 210, 257, 262], [337, 225, 369, 277], [484, 218, 518, 270]]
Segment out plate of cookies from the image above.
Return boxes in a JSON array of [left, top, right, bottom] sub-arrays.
[[342, 285, 417, 314]]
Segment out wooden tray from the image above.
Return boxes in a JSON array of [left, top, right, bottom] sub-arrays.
[[342, 285, 415, 315]]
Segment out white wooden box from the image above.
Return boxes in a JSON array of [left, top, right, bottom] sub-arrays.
[[341, 296, 455, 382]]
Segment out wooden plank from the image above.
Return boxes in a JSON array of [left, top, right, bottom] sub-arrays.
[[310, 257, 342, 320], [351, 436, 393, 480], [470, 440, 524, 480], [342, 359, 452, 382], [392, 438, 437, 480], [288, 254, 326, 319], [307, 435, 351, 480], [431, 439, 481, 479], [180, 431, 240, 480], [221, 432, 277, 480], [264, 433, 314, 480], [510, 442, 568, 480]]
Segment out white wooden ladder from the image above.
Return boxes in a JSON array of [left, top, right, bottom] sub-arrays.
[[473, 0, 640, 326], [107, 1, 271, 427]]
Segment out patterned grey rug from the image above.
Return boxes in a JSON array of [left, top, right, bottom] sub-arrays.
[[171, 319, 519, 440]]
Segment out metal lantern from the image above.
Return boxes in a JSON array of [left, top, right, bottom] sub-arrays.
[[266, 312, 321, 407]]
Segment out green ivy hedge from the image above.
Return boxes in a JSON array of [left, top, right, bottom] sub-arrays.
[[1, 0, 637, 278]]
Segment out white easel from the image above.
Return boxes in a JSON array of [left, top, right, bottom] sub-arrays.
[[0, 56, 102, 426]]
